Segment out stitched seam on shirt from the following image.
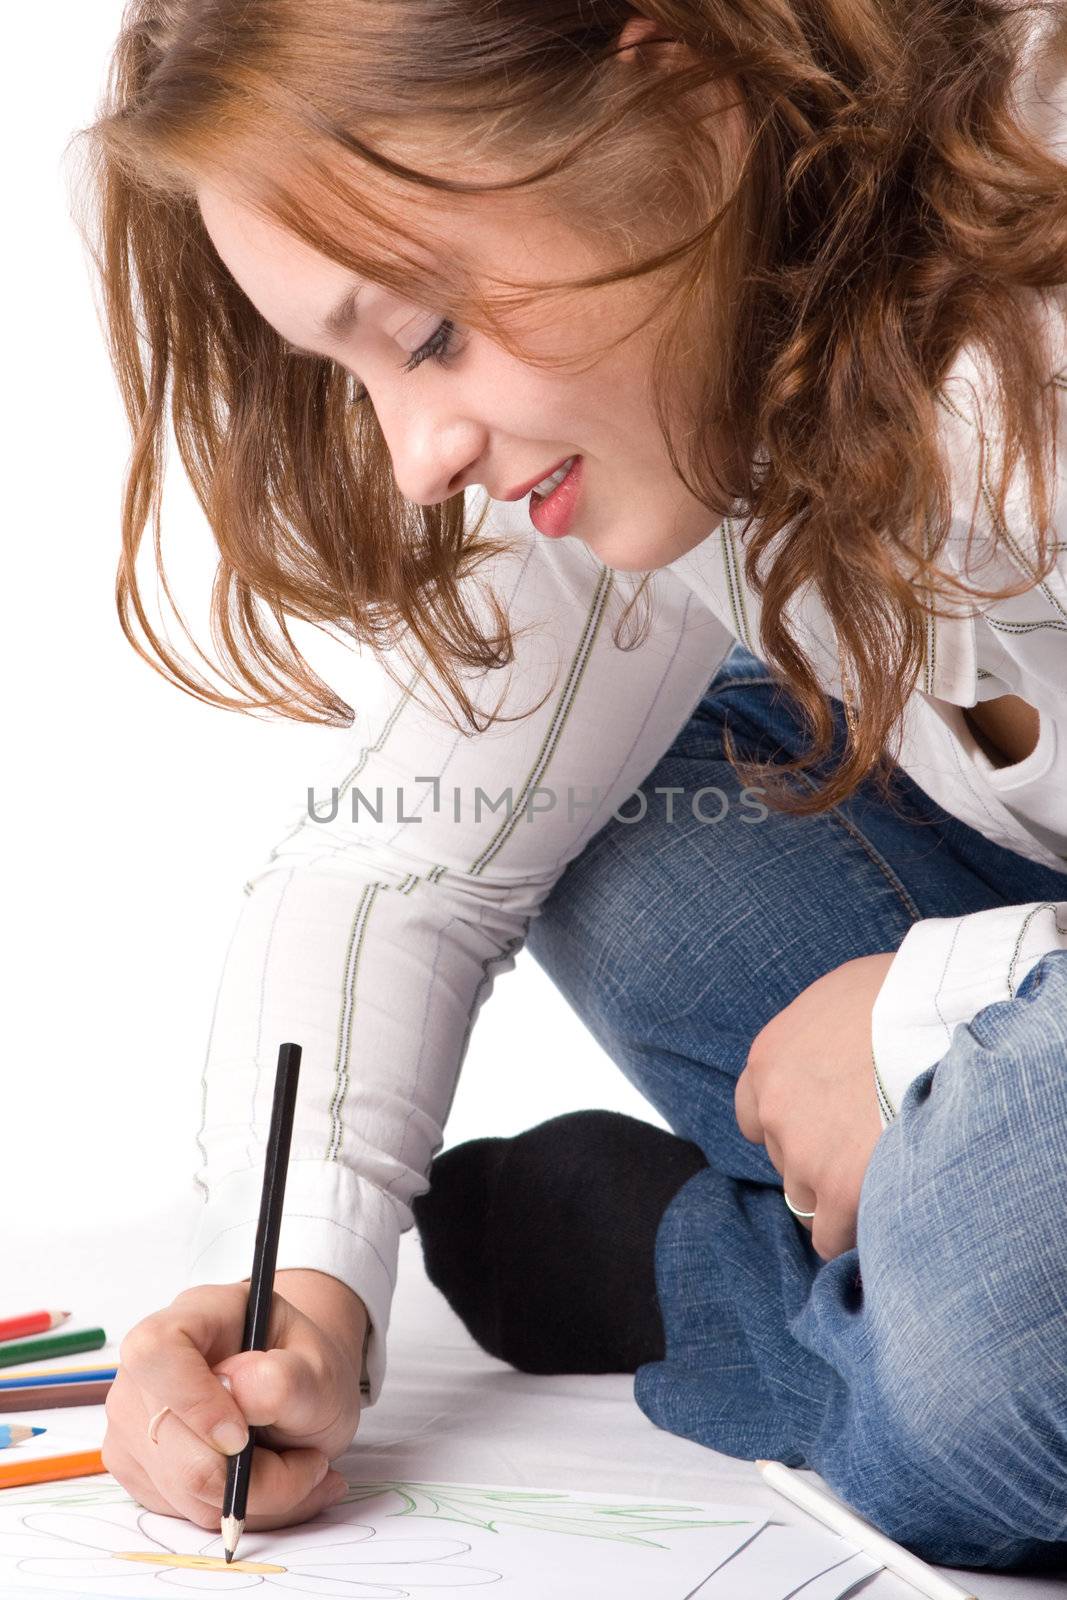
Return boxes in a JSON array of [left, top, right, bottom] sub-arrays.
[[383, 912, 461, 1195], [559, 590, 712, 866], [721, 517, 754, 651], [467, 566, 615, 876], [936, 385, 1066, 624], [979, 464, 1067, 620], [929, 917, 965, 1050], [872, 913, 963, 1123], [269, 663, 424, 862], [380, 540, 539, 850], [986, 615, 1067, 634], [872, 1046, 897, 1123], [327, 882, 381, 1161], [1008, 903, 1067, 997], [922, 510, 937, 694]]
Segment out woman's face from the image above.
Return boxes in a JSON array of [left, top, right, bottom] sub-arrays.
[[197, 176, 723, 572]]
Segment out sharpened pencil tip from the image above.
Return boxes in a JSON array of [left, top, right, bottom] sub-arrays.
[[221, 1512, 243, 1564]]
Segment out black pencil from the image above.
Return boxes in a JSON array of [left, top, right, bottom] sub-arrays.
[[221, 1041, 302, 1564]]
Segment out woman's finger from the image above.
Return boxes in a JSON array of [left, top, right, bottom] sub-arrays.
[[244, 1470, 349, 1533], [118, 1296, 252, 1459], [214, 1347, 338, 1447], [733, 1068, 763, 1143], [764, 1132, 786, 1175], [101, 1404, 223, 1530], [782, 1175, 817, 1230], [810, 1198, 859, 1262], [146, 1399, 346, 1529], [145, 1402, 332, 1520]]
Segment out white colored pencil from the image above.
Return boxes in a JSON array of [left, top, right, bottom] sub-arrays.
[[755, 1460, 978, 1600]]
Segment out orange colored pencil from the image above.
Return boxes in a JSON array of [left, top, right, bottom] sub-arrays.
[[0, 1448, 106, 1490]]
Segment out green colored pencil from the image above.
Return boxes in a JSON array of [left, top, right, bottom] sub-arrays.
[[0, 1328, 107, 1370]]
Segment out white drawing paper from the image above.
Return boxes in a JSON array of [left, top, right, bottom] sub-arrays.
[[0, 1475, 774, 1598], [690, 1522, 881, 1598]]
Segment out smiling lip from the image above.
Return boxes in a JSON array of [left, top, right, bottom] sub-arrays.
[[528, 455, 583, 539], [498, 456, 576, 502]]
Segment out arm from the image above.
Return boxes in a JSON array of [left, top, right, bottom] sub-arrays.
[[185, 503, 734, 1405], [868, 287, 1067, 1120], [871, 901, 1067, 1124]]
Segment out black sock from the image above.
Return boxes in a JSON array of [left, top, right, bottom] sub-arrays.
[[411, 1108, 708, 1375]]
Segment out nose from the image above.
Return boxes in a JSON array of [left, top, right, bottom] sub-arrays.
[[378, 398, 489, 506]]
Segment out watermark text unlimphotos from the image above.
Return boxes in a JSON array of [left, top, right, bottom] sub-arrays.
[[307, 778, 769, 827]]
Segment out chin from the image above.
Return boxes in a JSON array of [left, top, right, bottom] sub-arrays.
[[576, 526, 704, 573]]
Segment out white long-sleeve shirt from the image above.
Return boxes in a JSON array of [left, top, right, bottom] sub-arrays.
[[185, 14, 1067, 1403]]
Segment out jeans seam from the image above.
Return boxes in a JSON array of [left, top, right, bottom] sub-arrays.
[[708, 674, 781, 696], [707, 677, 924, 929], [795, 772, 925, 926]]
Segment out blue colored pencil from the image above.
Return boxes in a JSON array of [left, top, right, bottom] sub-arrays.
[[0, 1425, 46, 1449], [0, 1368, 118, 1391]]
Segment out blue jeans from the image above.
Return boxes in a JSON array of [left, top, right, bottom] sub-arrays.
[[525, 639, 1067, 1574]]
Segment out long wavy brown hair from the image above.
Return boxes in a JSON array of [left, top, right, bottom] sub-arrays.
[[72, 0, 1066, 816]]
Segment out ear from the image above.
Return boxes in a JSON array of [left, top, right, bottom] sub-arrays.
[[616, 13, 677, 62], [616, 12, 702, 72], [617, 12, 748, 167]]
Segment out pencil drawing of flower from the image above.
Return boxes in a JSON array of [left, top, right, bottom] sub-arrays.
[[0, 1502, 501, 1595]]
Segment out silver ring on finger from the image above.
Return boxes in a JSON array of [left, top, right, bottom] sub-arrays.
[[147, 1405, 172, 1444], [783, 1189, 817, 1220]]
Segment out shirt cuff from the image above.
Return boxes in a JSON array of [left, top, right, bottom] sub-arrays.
[[871, 902, 1067, 1124], [185, 1160, 400, 1407]]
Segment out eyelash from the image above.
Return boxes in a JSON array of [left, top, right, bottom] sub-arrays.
[[351, 318, 459, 405]]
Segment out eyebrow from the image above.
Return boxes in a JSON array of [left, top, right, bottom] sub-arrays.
[[317, 280, 362, 341]]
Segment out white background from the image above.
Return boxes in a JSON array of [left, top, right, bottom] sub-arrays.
[[4, 5, 666, 1265]]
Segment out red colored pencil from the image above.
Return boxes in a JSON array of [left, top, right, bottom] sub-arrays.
[[0, 1311, 70, 1345]]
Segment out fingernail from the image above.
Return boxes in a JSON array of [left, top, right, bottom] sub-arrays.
[[313, 1455, 330, 1486], [212, 1421, 249, 1455], [326, 1478, 348, 1503], [217, 1375, 233, 1393]]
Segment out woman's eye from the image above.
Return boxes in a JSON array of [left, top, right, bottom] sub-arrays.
[[352, 318, 460, 406], [403, 318, 458, 374]]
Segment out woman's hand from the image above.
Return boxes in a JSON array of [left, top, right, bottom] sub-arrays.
[[733, 952, 895, 1261], [103, 1272, 367, 1531]]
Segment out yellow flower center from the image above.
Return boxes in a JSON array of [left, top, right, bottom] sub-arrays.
[[115, 1551, 287, 1573]]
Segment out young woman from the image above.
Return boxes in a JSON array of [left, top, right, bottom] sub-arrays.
[[82, 0, 1066, 1573]]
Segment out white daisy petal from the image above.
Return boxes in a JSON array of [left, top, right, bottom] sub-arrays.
[[20, 1511, 145, 1553], [267, 1575, 405, 1597], [321, 1564, 500, 1589], [269, 1523, 377, 1558], [19, 1556, 130, 1577], [138, 1509, 216, 1555], [157, 1565, 263, 1590], [17, 1568, 168, 1596], [295, 1538, 472, 1566], [0, 1532, 56, 1555]]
